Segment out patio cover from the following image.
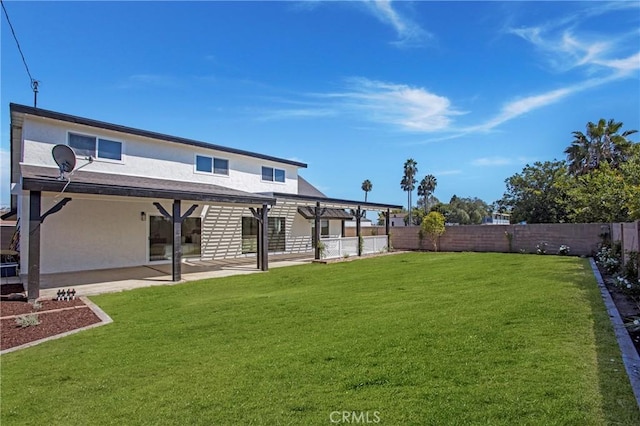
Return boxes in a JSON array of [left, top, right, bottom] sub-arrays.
[[297, 206, 353, 220], [20, 165, 276, 205]]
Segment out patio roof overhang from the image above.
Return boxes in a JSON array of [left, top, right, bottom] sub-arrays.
[[270, 192, 402, 211], [20, 165, 276, 205], [297, 206, 353, 220]]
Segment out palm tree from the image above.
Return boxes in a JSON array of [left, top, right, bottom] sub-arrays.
[[361, 179, 372, 202], [417, 174, 437, 213], [400, 159, 418, 225], [565, 119, 637, 176]]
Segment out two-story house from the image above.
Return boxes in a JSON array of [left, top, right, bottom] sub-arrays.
[[8, 103, 400, 300]]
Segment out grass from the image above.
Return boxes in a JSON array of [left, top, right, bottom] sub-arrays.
[[1, 252, 638, 425]]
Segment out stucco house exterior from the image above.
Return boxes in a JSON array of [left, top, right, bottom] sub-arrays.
[[8, 103, 400, 300]]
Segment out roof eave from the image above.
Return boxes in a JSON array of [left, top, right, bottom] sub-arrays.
[[10, 103, 307, 169]]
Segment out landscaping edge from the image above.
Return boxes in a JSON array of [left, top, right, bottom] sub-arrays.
[[0, 297, 113, 355], [589, 257, 640, 408]]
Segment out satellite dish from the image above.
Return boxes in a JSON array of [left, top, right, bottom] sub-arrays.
[[52, 144, 76, 179]]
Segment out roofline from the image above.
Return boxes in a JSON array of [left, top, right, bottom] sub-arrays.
[[271, 192, 402, 210], [10, 103, 307, 168]]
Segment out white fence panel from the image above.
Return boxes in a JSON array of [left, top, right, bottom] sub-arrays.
[[321, 237, 359, 259], [362, 235, 388, 255], [321, 236, 388, 258]]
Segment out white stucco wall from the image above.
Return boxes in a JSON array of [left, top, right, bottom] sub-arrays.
[[20, 194, 151, 274], [20, 116, 300, 194]]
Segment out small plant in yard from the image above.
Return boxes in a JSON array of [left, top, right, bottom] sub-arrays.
[[505, 231, 514, 252], [316, 240, 326, 259], [623, 251, 638, 281], [596, 244, 621, 274], [421, 211, 446, 251], [519, 248, 527, 254], [15, 313, 40, 328], [536, 242, 548, 255], [557, 245, 570, 256], [31, 301, 42, 311]]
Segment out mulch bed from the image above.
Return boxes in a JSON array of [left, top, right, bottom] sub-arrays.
[[598, 268, 640, 357], [1, 298, 101, 351]]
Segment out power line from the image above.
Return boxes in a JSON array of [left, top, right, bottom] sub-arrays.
[[1, 0, 39, 106]]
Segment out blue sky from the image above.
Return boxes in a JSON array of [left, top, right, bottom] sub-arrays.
[[2, 1, 639, 210]]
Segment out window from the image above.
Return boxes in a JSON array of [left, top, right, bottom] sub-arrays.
[[321, 219, 329, 236], [196, 155, 229, 175], [196, 155, 213, 173], [68, 132, 122, 161], [261, 166, 285, 183], [213, 158, 229, 175], [241, 216, 286, 253]]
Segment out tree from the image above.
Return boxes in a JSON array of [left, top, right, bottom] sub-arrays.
[[498, 161, 572, 224], [417, 174, 437, 213], [361, 179, 372, 202], [430, 196, 491, 225], [567, 163, 630, 223], [421, 211, 446, 251], [565, 119, 637, 176], [400, 159, 418, 226]]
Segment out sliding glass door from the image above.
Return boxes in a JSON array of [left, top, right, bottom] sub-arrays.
[[149, 216, 201, 261]]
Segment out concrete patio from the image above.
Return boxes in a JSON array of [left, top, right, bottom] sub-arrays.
[[29, 254, 314, 299]]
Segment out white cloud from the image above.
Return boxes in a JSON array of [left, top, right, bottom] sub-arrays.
[[434, 169, 462, 176], [116, 74, 182, 90], [507, 4, 639, 76], [364, 0, 431, 47], [325, 77, 464, 132], [256, 108, 336, 122], [471, 156, 533, 167]]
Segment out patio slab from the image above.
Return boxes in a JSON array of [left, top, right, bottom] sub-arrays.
[[37, 255, 313, 299]]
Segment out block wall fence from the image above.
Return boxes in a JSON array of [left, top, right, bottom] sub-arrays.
[[349, 222, 639, 259]]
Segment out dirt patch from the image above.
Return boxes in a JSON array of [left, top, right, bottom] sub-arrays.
[[1, 299, 101, 351]]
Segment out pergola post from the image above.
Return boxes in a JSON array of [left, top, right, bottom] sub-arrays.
[[356, 206, 362, 257], [385, 208, 390, 250], [27, 191, 41, 302], [314, 201, 321, 260], [256, 208, 262, 270], [261, 203, 269, 271], [172, 199, 182, 282]]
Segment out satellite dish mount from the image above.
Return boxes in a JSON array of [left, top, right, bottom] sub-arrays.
[[52, 144, 77, 180]]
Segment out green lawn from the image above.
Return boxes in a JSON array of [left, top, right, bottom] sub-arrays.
[[1, 253, 638, 425]]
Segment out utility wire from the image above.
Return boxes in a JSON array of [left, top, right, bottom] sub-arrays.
[[1, 0, 38, 93]]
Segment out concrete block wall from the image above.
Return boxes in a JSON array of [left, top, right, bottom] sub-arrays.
[[390, 223, 609, 256]]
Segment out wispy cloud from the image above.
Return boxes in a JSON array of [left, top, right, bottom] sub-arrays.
[[116, 74, 183, 90], [364, 0, 431, 47], [471, 156, 532, 167], [256, 108, 336, 122], [507, 1, 640, 76], [465, 3, 640, 134], [323, 77, 464, 132], [435, 169, 462, 176]]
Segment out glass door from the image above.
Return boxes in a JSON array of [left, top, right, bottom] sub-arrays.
[[149, 216, 201, 261]]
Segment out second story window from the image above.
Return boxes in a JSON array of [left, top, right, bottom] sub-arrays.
[[196, 155, 229, 175], [262, 166, 285, 183], [69, 132, 122, 161]]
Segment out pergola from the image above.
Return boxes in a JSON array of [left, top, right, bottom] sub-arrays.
[[20, 165, 276, 301]]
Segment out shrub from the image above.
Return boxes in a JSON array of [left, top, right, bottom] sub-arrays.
[[15, 314, 40, 328], [596, 245, 621, 274], [557, 245, 570, 256], [420, 212, 446, 251], [623, 251, 638, 281], [536, 242, 548, 255]]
